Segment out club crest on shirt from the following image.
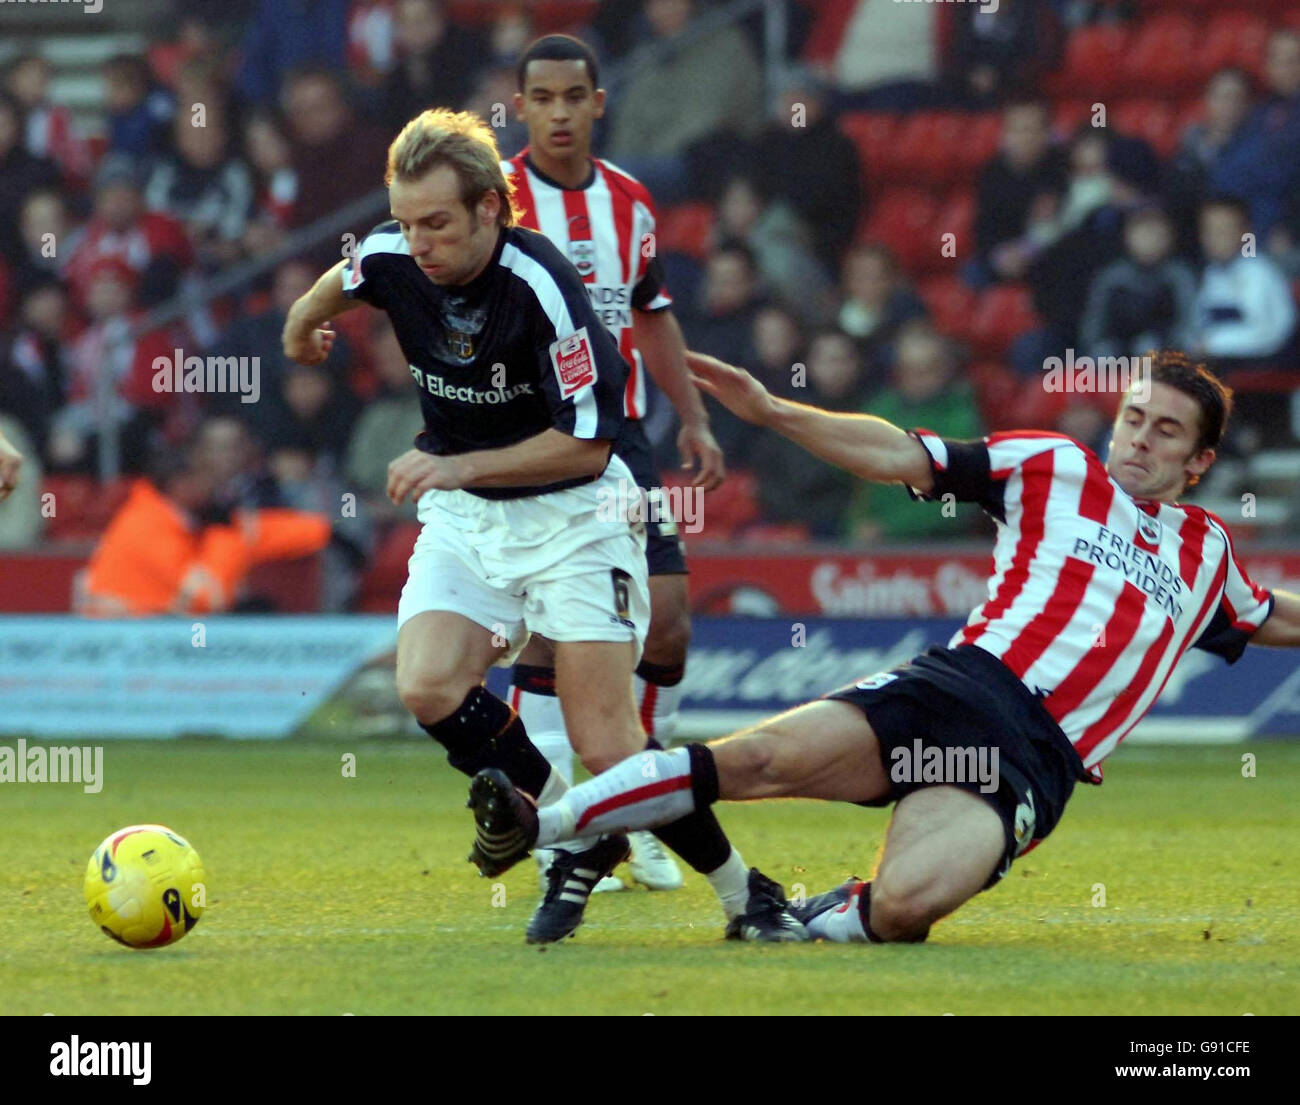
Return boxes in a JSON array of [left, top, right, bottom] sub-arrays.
[[446, 330, 474, 361], [568, 239, 596, 278], [1138, 513, 1161, 544]]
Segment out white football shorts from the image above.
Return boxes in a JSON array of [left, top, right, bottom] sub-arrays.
[[396, 454, 650, 666]]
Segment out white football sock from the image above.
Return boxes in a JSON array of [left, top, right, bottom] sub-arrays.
[[635, 673, 684, 741], [705, 848, 752, 920]]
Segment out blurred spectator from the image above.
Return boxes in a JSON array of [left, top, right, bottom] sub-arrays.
[[1194, 196, 1296, 368], [13, 190, 81, 295], [344, 315, 423, 523], [50, 256, 179, 474], [250, 360, 358, 472], [714, 175, 835, 326], [144, 114, 254, 269], [845, 323, 983, 543], [746, 328, 865, 539], [348, 0, 398, 89], [195, 414, 281, 511], [76, 439, 331, 616], [1020, 126, 1159, 362], [281, 68, 389, 263], [836, 244, 927, 365], [4, 54, 92, 184], [1079, 205, 1198, 361], [235, 0, 349, 107], [0, 93, 61, 263], [1164, 68, 1255, 259], [0, 278, 71, 460], [0, 414, 40, 548], [148, 10, 224, 90], [746, 67, 863, 272], [946, 0, 1063, 108], [1210, 29, 1300, 239], [104, 55, 174, 159], [241, 110, 298, 254], [704, 303, 805, 469], [970, 98, 1067, 287], [378, 0, 486, 126], [206, 259, 350, 415], [833, 0, 939, 108], [682, 242, 762, 368], [608, 0, 762, 204], [66, 156, 193, 311]]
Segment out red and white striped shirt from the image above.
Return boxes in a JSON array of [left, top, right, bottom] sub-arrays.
[[503, 151, 673, 420], [912, 430, 1274, 780]]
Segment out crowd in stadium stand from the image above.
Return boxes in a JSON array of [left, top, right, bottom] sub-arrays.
[[2, 0, 1299, 602]]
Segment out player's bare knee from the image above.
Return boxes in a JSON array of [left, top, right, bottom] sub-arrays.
[[867, 881, 934, 942], [395, 669, 471, 724], [714, 730, 788, 797], [573, 731, 643, 775]]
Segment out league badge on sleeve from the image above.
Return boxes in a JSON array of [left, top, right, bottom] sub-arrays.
[[550, 326, 597, 399]]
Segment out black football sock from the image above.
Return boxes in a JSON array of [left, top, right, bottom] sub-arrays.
[[420, 685, 552, 799], [635, 658, 685, 686], [644, 738, 732, 874], [858, 881, 929, 944]]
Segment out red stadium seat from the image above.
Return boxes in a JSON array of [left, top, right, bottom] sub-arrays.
[[967, 284, 1040, 357], [838, 112, 901, 186], [859, 187, 940, 273], [1122, 14, 1200, 95], [917, 276, 976, 340], [1044, 26, 1132, 99], [1113, 100, 1180, 158], [656, 203, 714, 260], [1196, 14, 1272, 75], [954, 113, 1002, 175], [930, 189, 975, 268], [663, 470, 759, 540], [800, 0, 859, 65], [42, 476, 132, 542], [888, 113, 972, 185], [1053, 100, 1098, 140], [356, 523, 418, 613], [967, 361, 1022, 432]]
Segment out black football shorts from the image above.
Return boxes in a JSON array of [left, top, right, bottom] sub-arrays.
[[826, 643, 1093, 889]]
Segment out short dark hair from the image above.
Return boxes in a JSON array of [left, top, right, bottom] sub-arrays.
[[516, 34, 599, 91], [711, 239, 758, 275], [1140, 350, 1234, 455]]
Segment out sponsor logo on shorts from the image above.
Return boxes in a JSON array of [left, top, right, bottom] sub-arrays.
[[609, 568, 636, 630], [889, 738, 1000, 795], [854, 672, 899, 691], [550, 327, 597, 399], [1012, 791, 1037, 853]]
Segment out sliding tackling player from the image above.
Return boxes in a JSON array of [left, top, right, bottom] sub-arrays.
[[468, 350, 1300, 943]]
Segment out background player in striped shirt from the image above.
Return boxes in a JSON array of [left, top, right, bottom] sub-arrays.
[[502, 35, 725, 895], [468, 349, 1300, 944]]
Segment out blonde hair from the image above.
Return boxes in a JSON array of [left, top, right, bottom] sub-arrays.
[[385, 108, 518, 227]]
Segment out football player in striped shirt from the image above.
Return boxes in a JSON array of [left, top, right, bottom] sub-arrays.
[[284, 109, 799, 945], [468, 349, 1300, 944], [500, 36, 725, 896]]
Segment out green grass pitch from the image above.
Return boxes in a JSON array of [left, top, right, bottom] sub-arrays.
[[2, 738, 1297, 1015]]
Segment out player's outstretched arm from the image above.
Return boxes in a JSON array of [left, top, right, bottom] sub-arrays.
[[687, 351, 934, 493], [1251, 589, 1300, 647], [0, 427, 23, 502], [282, 260, 361, 366], [633, 309, 725, 490]]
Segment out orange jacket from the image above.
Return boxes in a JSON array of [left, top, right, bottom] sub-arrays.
[[78, 479, 332, 616]]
